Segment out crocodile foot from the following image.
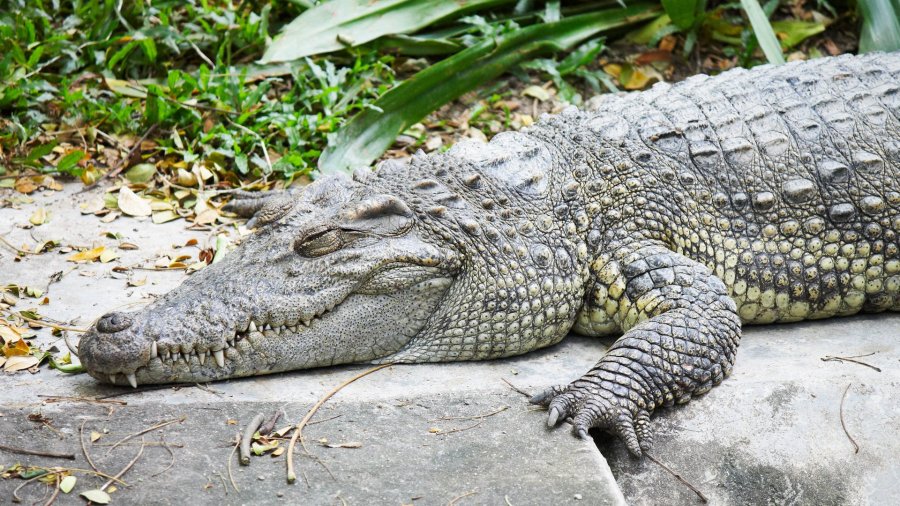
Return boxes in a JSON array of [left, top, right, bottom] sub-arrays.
[[530, 382, 653, 457]]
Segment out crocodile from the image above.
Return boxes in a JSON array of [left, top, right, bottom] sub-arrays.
[[78, 52, 900, 455]]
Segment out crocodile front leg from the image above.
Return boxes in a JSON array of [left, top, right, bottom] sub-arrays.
[[532, 241, 741, 455]]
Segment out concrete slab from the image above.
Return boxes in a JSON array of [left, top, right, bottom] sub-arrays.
[[0, 184, 625, 504], [599, 314, 900, 506], [3, 183, 899, 505]]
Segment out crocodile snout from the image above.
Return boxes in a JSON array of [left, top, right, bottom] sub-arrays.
[[96, 312, 133, 333]]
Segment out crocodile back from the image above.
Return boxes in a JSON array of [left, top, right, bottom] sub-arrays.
[[580, 52, 900, 325]]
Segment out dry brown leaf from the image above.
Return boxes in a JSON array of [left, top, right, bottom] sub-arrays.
[[194, 209, 219, 225], [90, 431, 102, 442], [2, 338, 30, 357], [14, 178, 37, 194], [117, 187, 152, 217], [100, 212, 120, 223], [4, 355, 39, 372], [127, 277, 147, 287]]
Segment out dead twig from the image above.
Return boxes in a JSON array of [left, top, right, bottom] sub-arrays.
[[0, 310, 87, 333], [226, 434, 241, 493], [259, 409, 283, 436], [431, 405, 509, 423], [44, 473, 60, 506], [821, 352, 881, 372], [107, 416, 186, 454], [0, 234, 41, 256], [79, 420, 100, 473], [448, 489, 478, 505], [501, 378, 532, 398], [101, 438, 145, 491], [39, 395, 127, 406], [0, 444, 75, 460], [430, 419, 486, 435], [286, 363, 394, 484], [240, 413, 266, 466], [840, 383, 860, 454], [149, 434, 177, 478], [645, 452, 708, 503]]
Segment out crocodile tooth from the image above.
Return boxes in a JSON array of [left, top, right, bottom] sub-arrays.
[[227, 338, 235, 347], [126, 372, 138, 388], [109, 374, 117, 384], [249, 321, 257, 332], [198, 351, 207, 365], [150, 341, 158, 358], [181, 352, 189, 362], [302, 319, 311, 327], [161, 349, 170, 361], [213, 350, 225, 368]]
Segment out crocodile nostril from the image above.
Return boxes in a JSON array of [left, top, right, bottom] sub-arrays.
[[96, 312, 133, 333]]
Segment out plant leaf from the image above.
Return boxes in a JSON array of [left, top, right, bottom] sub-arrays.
[[740, 0, 785, 64], [59, 475, 76, 494], [80, 489, 111, 505], [318, 3, 659, 173], [261, 0, 516, 63], [661, 0, 700, 30], [858, 0, 900, 52]]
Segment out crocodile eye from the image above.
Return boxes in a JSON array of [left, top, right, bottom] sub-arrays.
[[294, 229, 347, 258]]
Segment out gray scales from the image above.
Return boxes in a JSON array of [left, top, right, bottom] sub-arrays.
[[79, 52, 900, 455]]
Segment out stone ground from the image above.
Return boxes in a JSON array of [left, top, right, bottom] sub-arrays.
[[1, 183, 898, 505]]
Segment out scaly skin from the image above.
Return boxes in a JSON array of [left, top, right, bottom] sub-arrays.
[[78, 52, 900, 455]]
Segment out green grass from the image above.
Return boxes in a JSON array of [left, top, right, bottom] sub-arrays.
[[0, 0, 884, 183]]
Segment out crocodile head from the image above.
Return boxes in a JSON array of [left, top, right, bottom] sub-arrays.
[[79, 132, 589, 386]]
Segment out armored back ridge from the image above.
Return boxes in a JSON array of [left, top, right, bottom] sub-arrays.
[[78, 52, 900, 455]]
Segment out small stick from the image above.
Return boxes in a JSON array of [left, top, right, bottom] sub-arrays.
[[0, 444, 75, 460], [0, 235, 40, 256], [106, 416, 186, 454], [79, 420, 100, 473], [101, 438, 144, 491], [430, 419, 486, 435], [821, 353, 881, 372], [501, 378, 531, 398], [645, 452, 708, 503], [44, 473, 60, 506], [286, 363, 394, 484], [226, 434, 241, 493], [13, 470, 59, 503], [12, 467, 126, 503], [448, 489, 478, 505], [39, 395, 126, 406], [431, 405, 509, 422], [840, 383, 860, 454], [239, 413, 265, 465], [149, 434, 177, 478], [258, 409, 283, 436]]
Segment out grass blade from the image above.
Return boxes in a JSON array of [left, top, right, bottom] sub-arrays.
[[261, 0, 516, 63], [858, 0, 900, 52], [740, 0, 785, 65], [318, 3, 660, 174]]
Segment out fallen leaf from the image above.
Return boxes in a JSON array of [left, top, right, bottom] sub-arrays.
[[194, 209, 218, 225], [125, 163, 156, 183], [80, 489, 111, 504], [14, 178, 37, 194], [90, 431, 102, 442], [80, 198, 106, 215], [100, 212, 120, 223], [99, 249, 118, 263], [2, 338, 30, 357], [271, 447, 285, 457], [117, 187, 152, 217], [59, 475, 76, 493], [151, 210, 179, 224], [428, 427, 441, 433], [68, 246, 105, 263], [127, 277, 147, 287], [323, 441, 362, 449], [4, 355, 39, 372], [29, 208, 49, 226], [226, 419, 237, 425], [522, 85, 550, 101]]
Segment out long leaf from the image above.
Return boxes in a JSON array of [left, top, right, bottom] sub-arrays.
[[740, 0, 784, 65], [858, 0, 900, 52], [318, 3, 660, 174], [261, 0, 516, 63]]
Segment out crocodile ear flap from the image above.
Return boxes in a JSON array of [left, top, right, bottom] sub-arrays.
[[342, 194, 414, 234]]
